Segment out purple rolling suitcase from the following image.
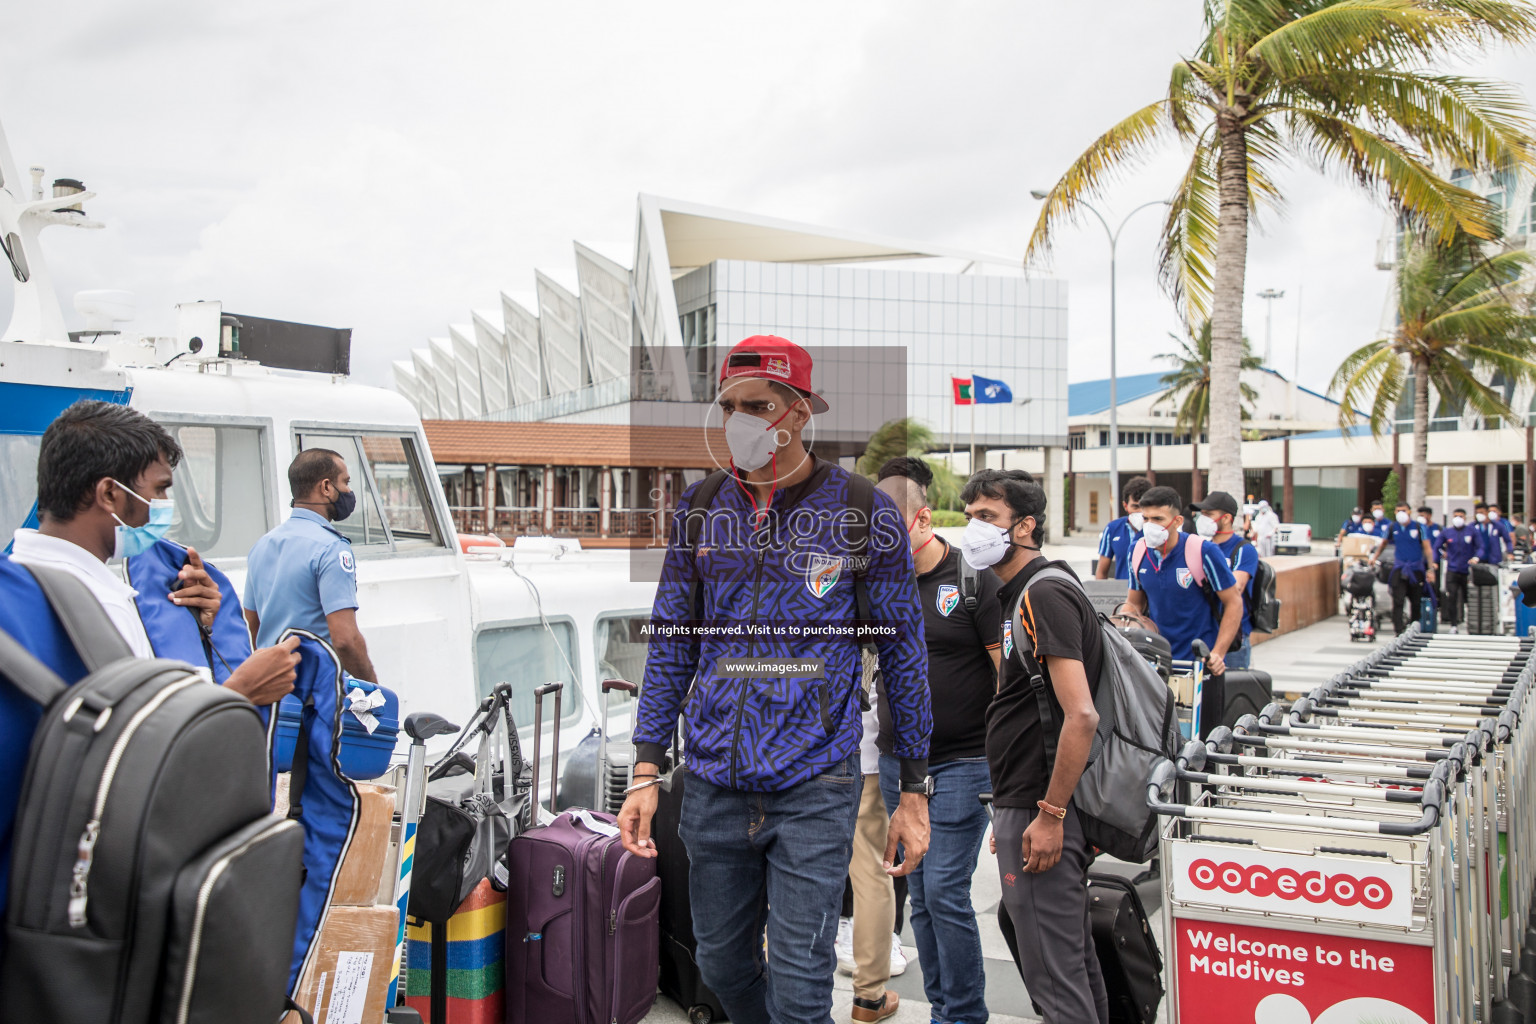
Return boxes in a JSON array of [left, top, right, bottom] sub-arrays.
[[505, 683, 660, 1024]]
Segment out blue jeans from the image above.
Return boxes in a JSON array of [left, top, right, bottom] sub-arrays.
[[879, 755, 991, 1024], [679, 756, 862, 1024], [1225, 632, 1252, 671]]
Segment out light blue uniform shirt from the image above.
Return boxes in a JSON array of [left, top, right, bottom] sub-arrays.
[[244, 508, 359, 649]]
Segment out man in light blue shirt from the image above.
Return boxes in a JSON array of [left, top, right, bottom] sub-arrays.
[[244, 448, 378, 682]]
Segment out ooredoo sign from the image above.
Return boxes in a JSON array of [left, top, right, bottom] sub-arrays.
[[1169, 844, 1413, 928]]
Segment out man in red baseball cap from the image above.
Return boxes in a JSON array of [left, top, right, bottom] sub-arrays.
[[620, 335, 934, 1024]]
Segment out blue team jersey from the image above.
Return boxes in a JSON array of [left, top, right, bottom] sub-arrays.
[[1340, 519, 1367, 536], [1382, 521, 1430, 569], [1130, 536, 1239, 661], [1438, 525, 1485, 573], [243, 508, 360, 649], [1216, 533, 1259, 636], [1097, 515, 1142, 580]]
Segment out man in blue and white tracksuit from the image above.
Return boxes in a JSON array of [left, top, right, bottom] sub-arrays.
[[618, 336, 931, 1024]]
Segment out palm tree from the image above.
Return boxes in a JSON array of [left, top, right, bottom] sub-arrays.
[[856, 417, 968, 510], [1331, 233, 1536, 505], [1025, 1, 1535, 498], [1156, 321, 1263, 438]]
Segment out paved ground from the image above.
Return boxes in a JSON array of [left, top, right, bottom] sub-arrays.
[[641, 612, 1369, 1024]]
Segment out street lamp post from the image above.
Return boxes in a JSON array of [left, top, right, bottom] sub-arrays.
[[1031, 191, 1169, 512], [1257, 288, 1286, 366]]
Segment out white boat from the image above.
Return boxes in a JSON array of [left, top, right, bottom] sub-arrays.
[[0, 119, 653, 791]]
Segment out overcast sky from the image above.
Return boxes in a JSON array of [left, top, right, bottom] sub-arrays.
[[2, 1, 1532, 399]]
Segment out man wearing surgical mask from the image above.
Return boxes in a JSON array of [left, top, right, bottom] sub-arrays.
[[1, 401, 301, 943], [1191, 491, 1258, 670], [245, 448, 377, 683], [1122, 486, 1243, 679], [1094, 475, 1151, 580], [9, 400, 300, 701], [620, 335, 932, 1024]]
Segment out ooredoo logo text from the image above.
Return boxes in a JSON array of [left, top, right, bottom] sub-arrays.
[[1185, 858, 1393, 911]]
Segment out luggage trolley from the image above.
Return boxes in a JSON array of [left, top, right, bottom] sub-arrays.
[[1148, 745, 1458, 1024]]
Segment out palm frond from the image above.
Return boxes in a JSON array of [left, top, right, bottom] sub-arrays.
[[1159, 140, 1222, 323], [1288, 109, 1503, 241], [1249, 2, 1497, 82], [1329, 339, 1404, 435], [1025, 100, 1175, 267], [1280, 70, 1534, 171], [1430, 354, 1521, 420]]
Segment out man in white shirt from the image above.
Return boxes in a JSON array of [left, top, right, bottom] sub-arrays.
[[11, 400, 298, 703]]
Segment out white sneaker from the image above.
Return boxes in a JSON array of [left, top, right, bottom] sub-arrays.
[[835, 917, 855, 975], [888, 933, 909, 977]]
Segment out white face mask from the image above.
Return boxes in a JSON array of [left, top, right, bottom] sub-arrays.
[[1373, 508, 1385, 519], [1352, 515, 1362, 523], [1126, 511, 1145, 531], [1141, 521, 1170, 549], [1453, 516, 1466, 528], [723, 410, 789, 472], [1491, 511, 1502, 521], [1395, 511, 1410, 525], [1195, 515, 1218, 539], [960, 517, 1013, 569], [1415, 515, 1426, 525], [1477, 513, 1488, 523]]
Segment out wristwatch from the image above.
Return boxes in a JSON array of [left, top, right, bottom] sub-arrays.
[[900, 776, 935, 799]]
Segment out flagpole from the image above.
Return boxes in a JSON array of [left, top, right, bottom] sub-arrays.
[[970, 396, 977, 475], [950, 382, 957, 469]]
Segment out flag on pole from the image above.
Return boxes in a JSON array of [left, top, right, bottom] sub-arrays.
[[972, 375, 1013, 404], [951, 377, 973, 405]]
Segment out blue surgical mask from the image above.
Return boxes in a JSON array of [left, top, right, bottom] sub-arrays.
[[111, 479, 175, 558]]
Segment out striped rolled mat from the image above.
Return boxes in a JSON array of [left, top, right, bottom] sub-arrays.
[[405, 879, 506, 1023]]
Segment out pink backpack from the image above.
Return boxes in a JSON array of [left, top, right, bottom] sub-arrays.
[[1130, 533, 1208, 589]]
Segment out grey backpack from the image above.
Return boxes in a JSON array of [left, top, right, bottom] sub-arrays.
[[0, 564, 308, 1024], [1013, 565, 1180, 863]]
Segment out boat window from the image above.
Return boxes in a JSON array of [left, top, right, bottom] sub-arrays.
[[593, 613, 650, 708], [0, 434, 42, 535], [161, 424, 271, 560], [360, 434, 442, 550], [293, 431, 444, 554], [475, 619, 581, 726]]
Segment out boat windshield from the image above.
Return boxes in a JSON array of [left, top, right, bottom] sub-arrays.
[[294, 430, 445, 555], [161, 423, 271, 561]]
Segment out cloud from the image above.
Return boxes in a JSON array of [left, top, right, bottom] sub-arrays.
[[0, 0, 1531, 400]]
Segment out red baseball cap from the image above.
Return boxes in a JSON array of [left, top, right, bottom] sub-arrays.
[[718, 335, 829, 413]]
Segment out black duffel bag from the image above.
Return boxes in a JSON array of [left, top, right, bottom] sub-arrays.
[[408, 690, 529, 923], [1472, 563, 1499, 587]]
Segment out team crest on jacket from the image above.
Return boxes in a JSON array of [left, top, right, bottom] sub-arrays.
[[806, 555, 842, 598], [1175, 567, 1193, 589], [339, 550, 355, 574], [1002, 619, 1014, 658], [935, 584, 960, 617]]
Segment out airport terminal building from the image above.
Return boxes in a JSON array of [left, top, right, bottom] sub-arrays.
[[393, 195, 1074, 542]]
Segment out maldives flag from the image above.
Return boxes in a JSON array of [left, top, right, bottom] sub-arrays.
[[951, 377, 973, 405]]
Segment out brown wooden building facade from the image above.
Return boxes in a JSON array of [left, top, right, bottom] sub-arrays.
[[423, 421, 727, 547]]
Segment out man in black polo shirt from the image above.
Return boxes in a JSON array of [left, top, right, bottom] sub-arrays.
[[964, 468, 1109, 1024], [870, 459, 1002, 1024]]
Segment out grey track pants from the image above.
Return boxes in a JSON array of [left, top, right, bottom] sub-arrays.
[[993, 805, 1108, 1024]]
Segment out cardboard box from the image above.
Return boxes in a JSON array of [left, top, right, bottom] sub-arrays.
[[331, 783, 396, 906], [286, 904, 399, 1024], [1340, 534, 1383, 558]]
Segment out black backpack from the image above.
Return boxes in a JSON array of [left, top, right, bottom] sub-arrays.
[[0, 565, 308, 1024], [1223, 538, 1281, 633]]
